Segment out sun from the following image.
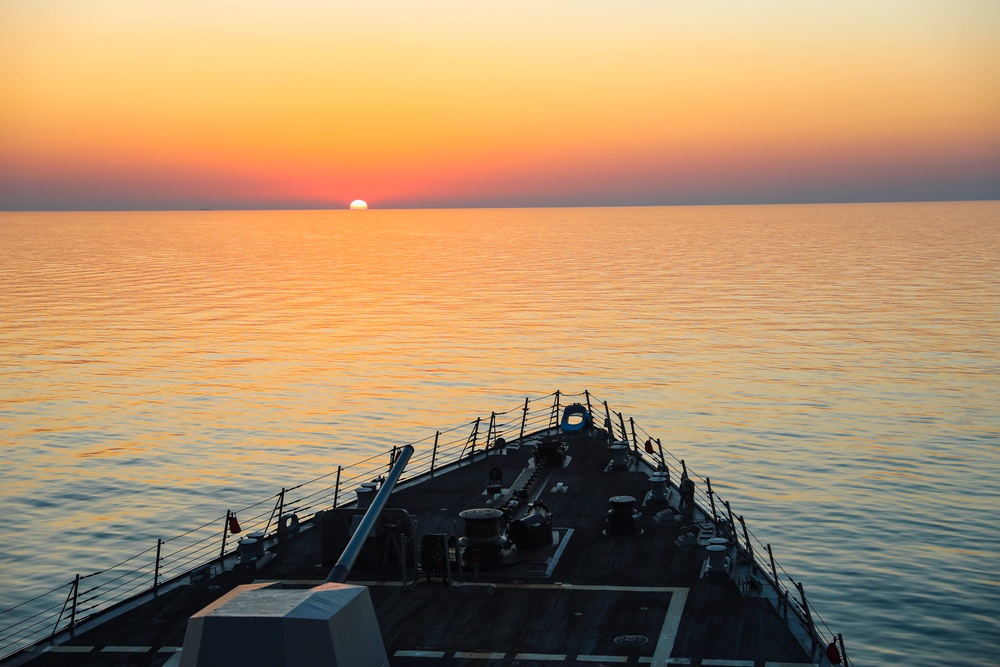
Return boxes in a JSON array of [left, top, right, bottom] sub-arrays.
[[350, 199, 368, 210]]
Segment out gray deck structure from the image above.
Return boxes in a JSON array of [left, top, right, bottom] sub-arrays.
[[9, 425, 828, 667]]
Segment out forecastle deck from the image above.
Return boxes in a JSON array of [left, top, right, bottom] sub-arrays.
[[15, 426, 823, 667]]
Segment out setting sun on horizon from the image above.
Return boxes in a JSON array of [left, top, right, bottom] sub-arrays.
[[1, 1, 998, 210], [350, 200, 368, 210]]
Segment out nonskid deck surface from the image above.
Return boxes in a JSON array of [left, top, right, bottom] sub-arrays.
[[16, 431, 816, 667]]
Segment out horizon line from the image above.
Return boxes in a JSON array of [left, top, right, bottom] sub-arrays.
[[2, 196, 998, 214]]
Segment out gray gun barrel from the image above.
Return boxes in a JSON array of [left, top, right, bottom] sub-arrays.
[[325, 444, 414, 583]]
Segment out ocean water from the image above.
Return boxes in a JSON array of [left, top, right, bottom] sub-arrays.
[[1, 203, 998, 665]]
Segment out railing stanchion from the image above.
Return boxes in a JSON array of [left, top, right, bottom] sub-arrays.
[[706, 478, 718, 522], [796, 581, 814, 635], [69, 574, 79, 637], [738, 515, 754, 562], [267, 488, 285, 535], [519, 399, 528, 442], [584, 390, 593, 422], [603, 401, 613, 444], [431, 431, 440, 476], [551, 391, 561, 428], [724, 500, 735, 536], [465, 418, 480, 460], [153, 539, 163, 595], [766, 543, 779, 589], [656, 437, 666, 471], [629, 418, 639, 457], [333, 468, 342, 507], [837, 632, 849, 666], [487, 412, 497, 449], [220, 511, 231, 563], [52, 577, 77, 639], [618, 412, 628, 448]]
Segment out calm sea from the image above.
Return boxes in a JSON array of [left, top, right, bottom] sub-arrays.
[[1, 203, 998, 665]]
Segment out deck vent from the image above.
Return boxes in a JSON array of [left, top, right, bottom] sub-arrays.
[[614, 635, 649, 646], [459, 508, 506, 567], [605, 495, 641, 537]]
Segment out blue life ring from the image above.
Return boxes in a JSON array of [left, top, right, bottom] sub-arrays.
[[560, 403, 591, 432]]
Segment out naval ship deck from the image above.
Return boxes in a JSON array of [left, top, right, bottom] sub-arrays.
[[13, 421, 828, 667]]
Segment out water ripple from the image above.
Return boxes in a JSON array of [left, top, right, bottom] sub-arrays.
[[1, 203, 998, 665]]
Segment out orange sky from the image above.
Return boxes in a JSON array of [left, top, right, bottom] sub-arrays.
[[2, 1, 999, 209]]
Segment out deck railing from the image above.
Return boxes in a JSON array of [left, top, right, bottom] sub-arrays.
[[0, 392, 557, 661], [0, 391, 850, 666], [625, 404, 852, 667]]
